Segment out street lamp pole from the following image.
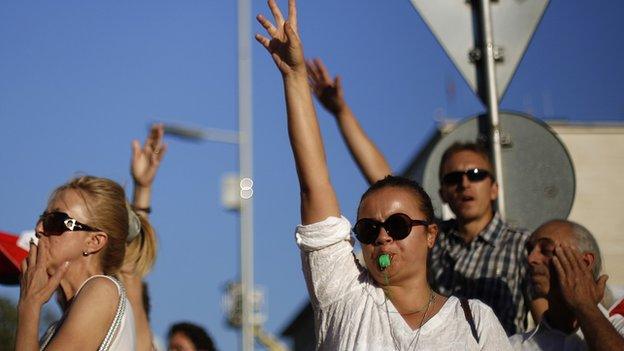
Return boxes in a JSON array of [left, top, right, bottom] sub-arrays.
[[237, 0, 255, 349], [163, 1, 254, 348]]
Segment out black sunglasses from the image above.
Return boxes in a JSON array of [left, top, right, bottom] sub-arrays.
[[441, 168, 492, 186], [38, 211, 101, 236], [353, 213, 429, 245]]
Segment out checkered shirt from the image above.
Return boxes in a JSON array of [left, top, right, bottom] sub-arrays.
[[429, 212, 532, 335]]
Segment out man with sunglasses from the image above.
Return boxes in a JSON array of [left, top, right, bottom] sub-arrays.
[[430, 142, 538, 335], [307, 59, 540, 334]]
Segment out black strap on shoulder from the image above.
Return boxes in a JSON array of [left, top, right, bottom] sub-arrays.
[[459, 298, 480, 344]]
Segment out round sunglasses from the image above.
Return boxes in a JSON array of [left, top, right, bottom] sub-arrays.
[[38, 211, 101, 236], [441, 168, 492, 186], [353, 213, 429, 245]]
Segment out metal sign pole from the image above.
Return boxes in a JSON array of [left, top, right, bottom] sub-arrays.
[[238, 0, 254, 349], [477, 0, 506, 219]]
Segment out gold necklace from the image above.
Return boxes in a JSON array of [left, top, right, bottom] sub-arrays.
[[386, 289, 436, 350], [398, 291, 434, 316]]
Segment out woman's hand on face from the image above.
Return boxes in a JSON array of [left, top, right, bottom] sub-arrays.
[[19, 239, 69, 310], [131, 123, 167, 189], [256, 0, 306, 77]]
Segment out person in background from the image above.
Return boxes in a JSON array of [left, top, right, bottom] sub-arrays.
[[306, 58, 544, 334], [122, 123, 167, 351], [509, 220, 624, 350], [168, 322, 217, 351]]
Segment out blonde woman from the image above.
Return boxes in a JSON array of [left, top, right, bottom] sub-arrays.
[[16, 175, 157, 350]]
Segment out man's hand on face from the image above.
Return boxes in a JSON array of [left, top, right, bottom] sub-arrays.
[[552, 244, 608, 313]]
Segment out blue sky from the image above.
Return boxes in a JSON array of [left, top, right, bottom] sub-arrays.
[[1, 1, 623, 350]]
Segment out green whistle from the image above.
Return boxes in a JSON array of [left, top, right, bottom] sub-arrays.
[[378, 254, 391, 270]]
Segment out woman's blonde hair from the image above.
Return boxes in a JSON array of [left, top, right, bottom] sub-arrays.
[[50, 176, 157, 276], [124, 213, 157, 277]]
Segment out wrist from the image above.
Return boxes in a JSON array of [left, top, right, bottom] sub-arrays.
[[18, 301, 41, 318], [573, 301, 600, 316], [133, 186, 152, 210], [282, 69, 308, 83], [333, 105, 351, 120], [133, 183, 152, 194], [131, 205, 152, 214]]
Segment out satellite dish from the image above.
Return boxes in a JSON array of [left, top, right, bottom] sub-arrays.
[[422, 111, 575, 231]]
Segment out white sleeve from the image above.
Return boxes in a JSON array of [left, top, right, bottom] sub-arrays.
[[295, 215, 352, 252], [609, 313, 624, 337], [295, 216, 366, 308], [470, 300, 514, 351]]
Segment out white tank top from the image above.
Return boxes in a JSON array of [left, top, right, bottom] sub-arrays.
[[40, 275, 136, 351]]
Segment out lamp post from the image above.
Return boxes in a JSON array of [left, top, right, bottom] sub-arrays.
[[164, 2, 254, 349], [237, 0, 255, 348], [164, 1, 254, 349], [162, 121, 255, 351]]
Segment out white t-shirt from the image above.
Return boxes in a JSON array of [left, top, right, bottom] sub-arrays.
[[296, 215, 512, 351], [509, 305, 624, 351]]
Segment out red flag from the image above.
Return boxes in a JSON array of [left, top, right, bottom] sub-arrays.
[[0, 230, 29, 285]]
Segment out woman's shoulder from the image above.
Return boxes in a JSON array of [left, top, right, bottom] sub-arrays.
[[67, 275, 121, 322], [45, 276, 123, 348], [76, 275, 121, 300], [441, 296, 510, 347]]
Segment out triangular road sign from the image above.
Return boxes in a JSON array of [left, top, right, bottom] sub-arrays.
[[409, 0, 549, 104]]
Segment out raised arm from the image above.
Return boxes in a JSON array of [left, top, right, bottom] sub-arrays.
[[256, 0, 339, 224], [131, 123, 167, 216], [123, 124, 167, 351], [307, 58, 391, 185]]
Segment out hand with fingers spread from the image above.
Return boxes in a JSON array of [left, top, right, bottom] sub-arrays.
[[131, 123, 167, 189], [552, 244, 608, 313], [307, 58, 346, 115], [132, 123, 167, 216], [256, 0, 340, 224], [19, 240, 69, 309], [256, 0, 305, 77], [306, 57, 391, 184]]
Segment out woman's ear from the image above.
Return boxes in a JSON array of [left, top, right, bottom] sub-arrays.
[[426, 223, 438, 249], [85, 231, 108, 254]]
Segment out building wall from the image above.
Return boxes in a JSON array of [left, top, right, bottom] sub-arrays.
[[550, 123, 624, 293]]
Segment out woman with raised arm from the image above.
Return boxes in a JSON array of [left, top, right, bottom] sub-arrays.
[[16, 175, 157, 351], [256, 1, 512, 349]]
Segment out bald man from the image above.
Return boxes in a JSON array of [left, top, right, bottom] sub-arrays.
[[510, 220, 624, 350]]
